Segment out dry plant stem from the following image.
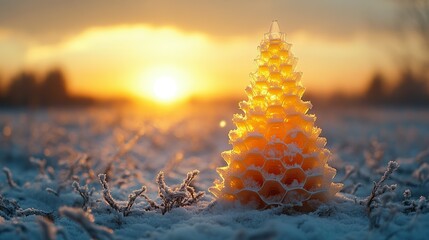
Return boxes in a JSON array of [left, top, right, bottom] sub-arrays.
[[1, 194, 52, 219], [366, 161, 399, 212], [99, 174, 121, 212], [60, 207, 113, 240], [98, 174, 147, 216], [2, 167, 19, 189], [45, 188, 59, 197], [30, 157, 47, 176], [72, 181, 91, 210], [157, 170, 204, 215], [124, 188, 146, 216]]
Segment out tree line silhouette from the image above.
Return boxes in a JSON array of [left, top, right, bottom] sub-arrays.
[[0, 68, 428, 108], [0, 69, 95, 108], [364, 70, 429, 106], [326, 69, 429, 107]]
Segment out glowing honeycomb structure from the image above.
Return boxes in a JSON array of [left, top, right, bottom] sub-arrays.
[[210, 21, 342, 210]]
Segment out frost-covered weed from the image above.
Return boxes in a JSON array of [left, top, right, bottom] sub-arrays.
[[99, 170, 204, 216], [0, 194, 52, 220], [99, 173, 146, 216], [72, 181, 94, 211], [155, 170, 205, 214], [2, 167, 20, 190]]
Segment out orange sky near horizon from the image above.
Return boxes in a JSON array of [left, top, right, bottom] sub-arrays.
[[0, 0, 415, 103]]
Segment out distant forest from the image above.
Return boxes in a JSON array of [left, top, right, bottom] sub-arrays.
[[0, 69, 101, 108], [324, 69, 429, 107], [0, 68, 428, 108]]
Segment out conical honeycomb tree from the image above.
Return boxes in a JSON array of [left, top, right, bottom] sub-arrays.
[[210, 21, 342, 210]]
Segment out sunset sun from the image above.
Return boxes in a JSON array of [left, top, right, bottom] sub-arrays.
[[136, 66, 190, 103], [152, 74, 179, 103]]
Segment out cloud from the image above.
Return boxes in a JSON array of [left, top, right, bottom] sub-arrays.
[[0, 0, 397, 44]]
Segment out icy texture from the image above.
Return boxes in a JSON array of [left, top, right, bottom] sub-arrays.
[[0, 106, 429, 239], [210, 22, 342, 210]]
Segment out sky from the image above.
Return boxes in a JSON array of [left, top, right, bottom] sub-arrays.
[[0, 0, 406, 101]]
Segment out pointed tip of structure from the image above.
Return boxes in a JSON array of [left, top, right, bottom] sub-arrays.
[[266, 20, 282, 40], [269, 20, 280, 34]]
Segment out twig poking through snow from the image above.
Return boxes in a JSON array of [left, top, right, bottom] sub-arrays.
[[2, 167, 20, 189], [157, 170, 205, 214], [124, 188, 146, 216], [366, 161, 399, 213], [46, 188, 59, 197], [98, 174, 146, 216], [72, 181, 93, 211], [30, 157, 47, 176], [60, 206, 113, 240], [0, 194, 52, 219]]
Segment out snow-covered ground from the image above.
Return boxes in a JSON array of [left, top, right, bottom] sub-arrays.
[[1, 103, 429, 240]]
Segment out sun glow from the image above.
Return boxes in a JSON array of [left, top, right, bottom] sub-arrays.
[[137, 66, 190, 103], [152, 74, 180, 102]]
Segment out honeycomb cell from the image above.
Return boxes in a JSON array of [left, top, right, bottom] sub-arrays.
[[266, 94, 282, 106], [251, 96, 267, 112], [228, 161, 246, 175], [260, 50, 271, 62], [243, 134, 266, 152], [236, 190, 266, 209], [265, 122, 287, 140], [280, 64, 293, 76], [269, 71, 281, 82], [264, 142, 287, 159], [258, 181, 286, 203], [243, 170, 265, 189], [266, 105, 285, 120], [262, 159, 285, 176], [243, 152, 265, 168], [304, 176, 324, 192], [282, 95, 299, 109], [258, 65, 270, 77], [293, 131, 310, 149], [282, 189, 310, 205], [270, 56, 281, 66], [225, 176, 244, 190], [268, 40, 282, 54], [252, 76, 268, 88], [282, 168, 306, 187], [232, 139, 247, 154], [282, 80, 296, 91], [279, 49, 289, 61], [267, 86, 283, 96], [282, 153, 303, 167], [301, 156, 321, 171], [252, 85, 269, 96]]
